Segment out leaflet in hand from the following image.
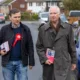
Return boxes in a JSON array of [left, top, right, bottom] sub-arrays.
[[46, 48, 55, 63], [0, 41, 10, 52]]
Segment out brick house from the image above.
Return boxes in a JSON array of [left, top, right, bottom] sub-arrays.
[[0, 0, 9, 16], [0, 0, 27, 15], [0, 0, 63, 14], [8, 0, 27, 12], [26, 0, 62, 13], [8, 0, 62, 13]]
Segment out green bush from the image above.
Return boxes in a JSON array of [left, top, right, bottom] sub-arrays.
[[5, 15, 9, 20], [31, 13, 38, 20], [5, 11, 39, 21], [21, 12, 38, 21], [21, 12, 31, 20]]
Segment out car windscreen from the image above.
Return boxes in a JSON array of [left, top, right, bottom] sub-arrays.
[[41, 13, 49, 18], [69, 11, 80, 17]]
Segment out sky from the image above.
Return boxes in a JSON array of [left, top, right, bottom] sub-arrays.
[[0, 0, 3, 2]]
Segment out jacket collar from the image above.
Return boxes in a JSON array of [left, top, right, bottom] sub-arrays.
[[11, 23, 20, 28], [44, 20, 66, 31], [9, 22, 23, 29]]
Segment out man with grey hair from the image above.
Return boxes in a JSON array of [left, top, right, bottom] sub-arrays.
[[36, 5, 77, 80]]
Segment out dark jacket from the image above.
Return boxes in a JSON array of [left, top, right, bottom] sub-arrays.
[[36, 21, 77, 80], [0, 22, 35, 67]]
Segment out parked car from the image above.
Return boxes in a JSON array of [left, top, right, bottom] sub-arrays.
[[38, 11, 68, 28], [69, 10, 80, 25], [69, 10, 80, 17], [0, 13, 5, 23], [38, 12, 49, 27]]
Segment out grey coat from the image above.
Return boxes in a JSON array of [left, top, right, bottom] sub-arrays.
[[36, 22, 77, 80]]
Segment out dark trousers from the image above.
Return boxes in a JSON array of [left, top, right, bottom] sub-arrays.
[[43, 64, 55, 80]]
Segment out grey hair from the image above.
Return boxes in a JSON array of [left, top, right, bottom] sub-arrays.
[[49, 5, 60, 14]]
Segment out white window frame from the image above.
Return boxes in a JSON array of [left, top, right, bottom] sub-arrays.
[[36, 2, 43, 6], [29, 2, 33, 6], [20, 4, 25, 8]]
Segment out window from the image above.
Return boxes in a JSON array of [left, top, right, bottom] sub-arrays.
[[29, 2, 32, 6], [59, 2, 64, 7], [36, 2, 43, 6], [20, 4, 25, 8], [48, 2, 51, 6], [48, 2, 57, 6], [52, 2, 57, 6]]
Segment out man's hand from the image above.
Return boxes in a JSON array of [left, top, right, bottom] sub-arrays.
[[45, 60, 52, 65], [0, 49, 7, 56], [29, 66, 33, 70], [71, 64, 76, 70]]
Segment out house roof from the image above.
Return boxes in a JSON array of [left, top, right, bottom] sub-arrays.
[[26, 0, 43, 2], [27, 0, 61, 2], [1, 0, 14, 5], [1, 0, 62, 5], [44, 0, 61, 1], [3, 0, 13, 4], [0, 0, 7, 5], [2, 0, 28, 5]]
